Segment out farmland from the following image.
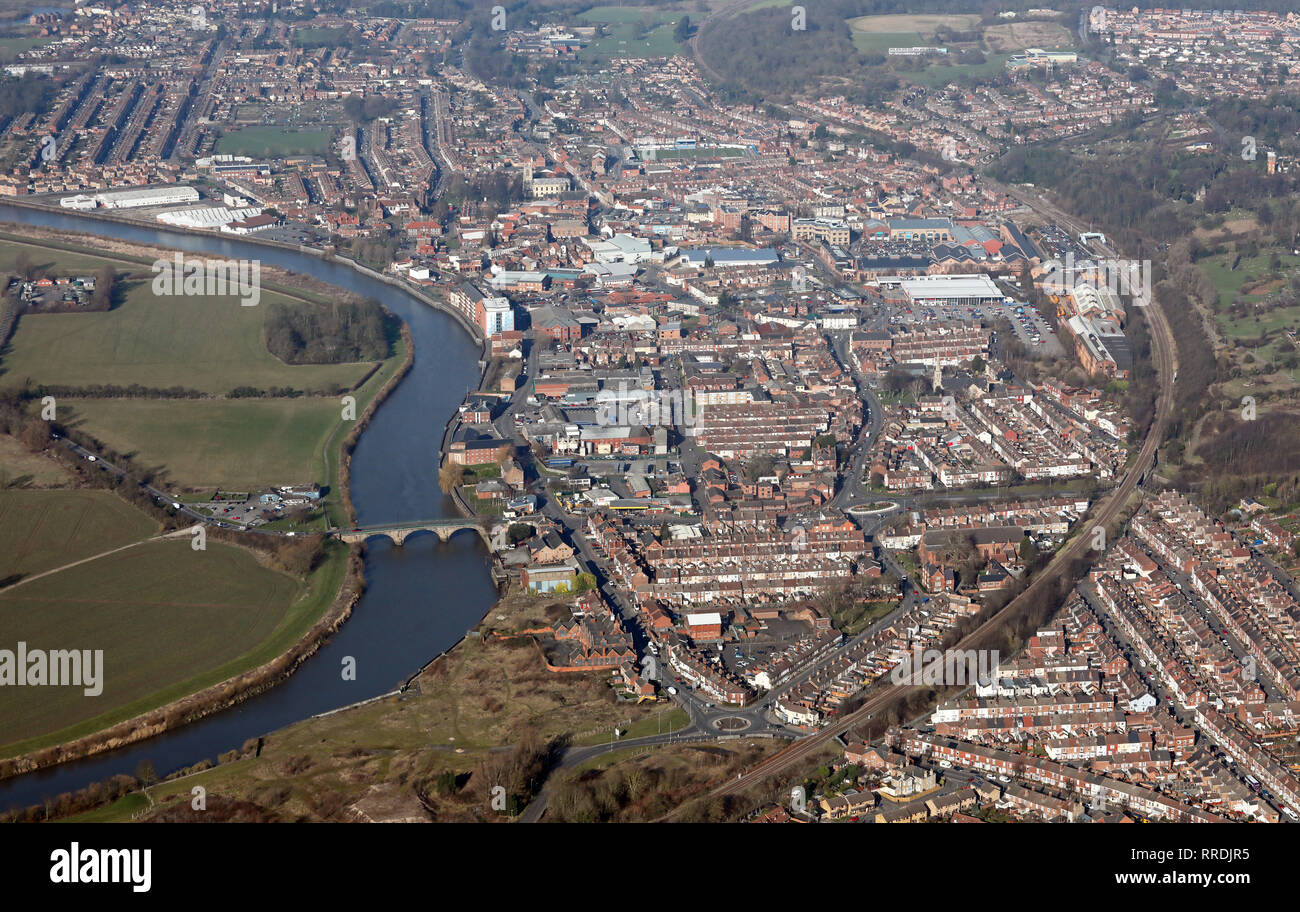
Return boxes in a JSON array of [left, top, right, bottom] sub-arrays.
[[0, 537, 346, 757], [58, 397, 346, 491], [0, 235, 404, 491], [0, 274, 374, 396], [0, 434, 71, 488], [0, 489, 159, 580]]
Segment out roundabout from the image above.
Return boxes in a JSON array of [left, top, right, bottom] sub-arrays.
[[846, 501, 899, 517], [713, 716, 751, 732]]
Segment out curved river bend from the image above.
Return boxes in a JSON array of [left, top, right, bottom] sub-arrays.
[[0, 204, 498, 811]]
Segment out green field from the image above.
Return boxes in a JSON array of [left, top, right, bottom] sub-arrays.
[[292, 26, 347, 47], [901, 53, 1015, 86], [847, 12, 981, 35], [0, 489, 159, 581], [0, 238, 128, 276], [852, 31, 922, 54], [0, 278, 375, 395], [573, 707, 689, 746], [0, 434, 71, 488], [215, 127, 330, 158], [0, 538, 348, 757], [1202, 249, 1300, 313], [578, 6, 684, 59], [652, 146, 746, 160], [579, 5, 676, 24], [60, 397, 344, 490], [0, 36, 49, 55], [0, 235, 403, 493], [1202, 247, 1300, 376]]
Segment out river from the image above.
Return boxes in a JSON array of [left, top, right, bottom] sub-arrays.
[[0, 203, 499, 812]]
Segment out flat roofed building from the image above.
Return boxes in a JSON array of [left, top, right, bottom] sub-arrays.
[[899, 274, 1005, 306]]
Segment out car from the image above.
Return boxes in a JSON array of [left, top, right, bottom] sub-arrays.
[[86, 454, 97, 462], [998, 775, 1011, 783], [666, 686, 678, 696], [938, 759, 953, 768]]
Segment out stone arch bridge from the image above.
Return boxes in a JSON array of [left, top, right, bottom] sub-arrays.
[[333, 519, 494, 547]]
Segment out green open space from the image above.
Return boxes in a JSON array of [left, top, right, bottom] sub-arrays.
[[0, 234, 405, 498], [578, 6, 684, 60], [59, 397, 343, 491], [831, 599, 896, 636], [651, 146, 746, 160], [0, 35, 49, 55], [0, 433, 72, 487], [573, 706, 689, 746], [852, 31, 922, 54], [0, 488, 159, 580], [0, 536, 348, 757], [0, 242, 375, 395], [900, 53, 1015, 86], [0, 238, 129, 276], [215, 127, 330, 158], [0, 285, 374, 394], [1202, 248, 1300, 313], [292, 26, 348, 47], [1201, 246, 1300, 381]]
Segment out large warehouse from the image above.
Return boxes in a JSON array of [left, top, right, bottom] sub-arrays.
[[896, 274, 1007, 306], [93, 185, 201, 209]]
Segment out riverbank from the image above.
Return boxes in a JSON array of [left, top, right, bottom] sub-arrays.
[[43, 580, 669, 822], [0, 202, 499, 813], [0, 230, 399, 775], [0, 196, 488, 346], [0, 544, 366, 781]]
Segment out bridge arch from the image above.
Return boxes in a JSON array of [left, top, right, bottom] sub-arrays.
[[334, 520, 492, 548]]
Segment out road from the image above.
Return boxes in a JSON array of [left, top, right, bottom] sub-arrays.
[[671, 188, 1181, 813], [49, 433, 303, 537], [827, 330, 884, 510]]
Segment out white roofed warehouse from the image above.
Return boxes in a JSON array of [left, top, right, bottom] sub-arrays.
[[898, 274, 1006, 307]]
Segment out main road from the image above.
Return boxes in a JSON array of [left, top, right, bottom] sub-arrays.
[[670, 189, 1181, 813]]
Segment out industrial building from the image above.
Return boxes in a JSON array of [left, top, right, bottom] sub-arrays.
[[893, 274, 1007, 307], [92, 185, 201, 209]]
